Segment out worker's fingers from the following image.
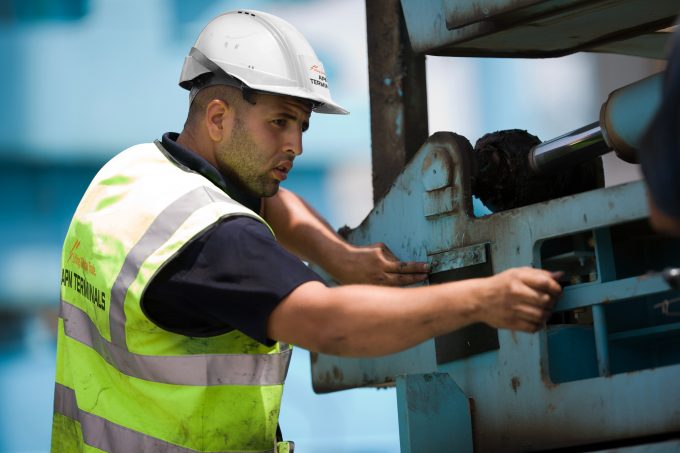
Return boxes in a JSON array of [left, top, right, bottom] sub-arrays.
[[384, 271, 429, 286], [532, 288, 557, 308], [515, 303, 551, 325], [524, 274, 562, 296], [512, 319, 545, 334], [519, 269, 563, 298], [481, 267, 560, 332], [368, 243, 430, 275], [550, 271, 565, 281], [505, 302, 549, 332], [506, 279, 556, 310], [384, 260, 431, 274], [377, 245, 428, 273]]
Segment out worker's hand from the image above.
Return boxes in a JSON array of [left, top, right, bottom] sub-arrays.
[[476, 267, 562, 333], [331, 242, 429, 286]]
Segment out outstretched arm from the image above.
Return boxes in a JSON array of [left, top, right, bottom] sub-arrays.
[[268, 267, 562, 357], [262, 187, 429, 285]]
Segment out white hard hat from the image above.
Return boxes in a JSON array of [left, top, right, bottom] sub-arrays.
[[180, 10, 348, 115]]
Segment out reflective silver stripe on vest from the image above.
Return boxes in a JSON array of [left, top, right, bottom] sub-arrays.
[[61, 300, 291, 386], [109, 185, 237, 349], [54, 383, 276, 453]]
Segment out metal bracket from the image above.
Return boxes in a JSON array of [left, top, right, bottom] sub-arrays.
[[397, 372, 473, 453]]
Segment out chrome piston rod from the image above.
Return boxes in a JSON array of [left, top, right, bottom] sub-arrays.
[[528, 122, 611, 174], [528, 72, 663, 174]]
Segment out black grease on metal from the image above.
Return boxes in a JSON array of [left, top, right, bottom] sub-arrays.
[[312, 367, 395, 394], [511, 376, 521, 393], [430, 260, 500, 365], [472, 129, 604, 212]]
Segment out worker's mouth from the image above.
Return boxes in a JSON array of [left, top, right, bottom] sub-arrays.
[[273, 162, 292, 181]]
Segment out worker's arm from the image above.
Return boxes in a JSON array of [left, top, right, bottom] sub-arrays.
[[262, 187, 429, 286], [268, 267, 561, 357]]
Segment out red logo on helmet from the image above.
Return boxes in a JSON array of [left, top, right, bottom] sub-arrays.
[[309, 64, 325, 76]]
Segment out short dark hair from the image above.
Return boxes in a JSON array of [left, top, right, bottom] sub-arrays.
[[184, 84, 243, 129]]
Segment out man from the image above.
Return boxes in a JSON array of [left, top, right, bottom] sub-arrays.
[[51, 10, 561, 453]]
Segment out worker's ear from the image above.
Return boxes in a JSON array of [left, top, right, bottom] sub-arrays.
[[205, 99, 233, 143]]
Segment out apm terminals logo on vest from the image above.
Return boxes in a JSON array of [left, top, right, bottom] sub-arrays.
[[61, 239, 107, 310], [67, 239, 96, 276]]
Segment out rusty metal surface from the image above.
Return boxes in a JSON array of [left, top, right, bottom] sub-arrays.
[[365, 0, 429, 203], [311, 132, 680, 450], [400, 0, 680, 57], [442, 0, 547, 29], [310, 131, 648, 392], [428, 243, 487, 274]]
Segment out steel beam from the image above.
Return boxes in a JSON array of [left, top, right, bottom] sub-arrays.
[[365, 0, 428, 203]]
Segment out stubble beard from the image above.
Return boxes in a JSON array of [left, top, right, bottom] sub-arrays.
[[216, 118, 280, 198]]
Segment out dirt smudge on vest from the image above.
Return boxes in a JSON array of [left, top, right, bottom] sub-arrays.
[[199, 398, 278, 450], [174, 420, 192, 448], [182, 337, 211, 354], [87, 385, 111, 411]]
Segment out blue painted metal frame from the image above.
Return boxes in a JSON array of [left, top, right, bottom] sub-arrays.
[[396, 373, 473, 452], [557, 274, 672, 311], [311, 133, 680, 451], [399, 0, 680, 57]]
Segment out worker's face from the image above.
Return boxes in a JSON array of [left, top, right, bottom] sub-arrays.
[[216, 94, 311, 197]]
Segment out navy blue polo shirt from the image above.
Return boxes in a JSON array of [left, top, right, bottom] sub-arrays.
[[142, 133, 324, 345]]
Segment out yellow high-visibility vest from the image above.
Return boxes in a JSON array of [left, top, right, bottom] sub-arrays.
[[52, 141, 293, 453]]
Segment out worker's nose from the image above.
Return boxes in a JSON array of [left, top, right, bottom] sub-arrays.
[[285, 130, 303, 156]]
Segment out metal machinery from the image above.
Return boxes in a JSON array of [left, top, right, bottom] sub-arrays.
[[311, 1, 680, 451]]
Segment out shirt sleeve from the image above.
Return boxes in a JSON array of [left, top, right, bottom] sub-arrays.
[[142, 216, 325, 345]]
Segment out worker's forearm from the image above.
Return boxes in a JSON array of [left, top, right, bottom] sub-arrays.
[[263, 188, 348, 265], [268, 280, 481, 357], [263, 189, 429, 286], [268, 267, 561, 357]]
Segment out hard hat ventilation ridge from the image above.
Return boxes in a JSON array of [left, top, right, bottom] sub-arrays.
[[185, 47, 256, 106]]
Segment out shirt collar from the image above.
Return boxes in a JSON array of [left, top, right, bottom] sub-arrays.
[[160, 132, 261, 213]]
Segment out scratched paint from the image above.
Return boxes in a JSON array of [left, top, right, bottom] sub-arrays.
[[400, 0, 680, 57], [311, 131, 680, 451]]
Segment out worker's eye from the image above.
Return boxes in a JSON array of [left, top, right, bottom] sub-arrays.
[[272, 119, 287, 128]]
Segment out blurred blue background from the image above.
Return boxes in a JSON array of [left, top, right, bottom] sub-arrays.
[[0, 0, 659, 451]]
